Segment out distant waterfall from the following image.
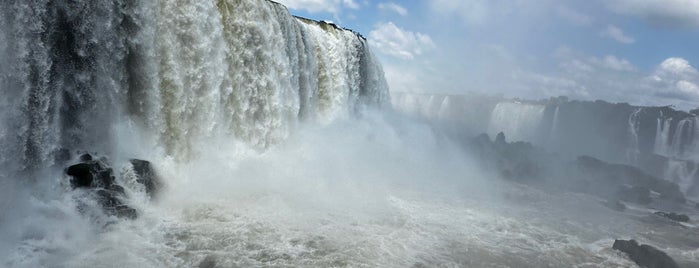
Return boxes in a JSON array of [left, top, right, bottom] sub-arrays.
[[0, 0, 389, 171], [625, 108, 642, 164], [487, 102, 546, 142], [654, 116, 699, 161]]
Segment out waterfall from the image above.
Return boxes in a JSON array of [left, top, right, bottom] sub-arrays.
[[654, 117, 672, 157], [547, 106, 561, 149], [0, 0, 389, 171], [654, 116, 699, 161], [664, 160, 699, 198], [625, 108, 642, 164], [487, 102, 546, 142]]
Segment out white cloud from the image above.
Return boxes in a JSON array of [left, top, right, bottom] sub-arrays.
[[648, 57, 699, 101], [369, 22, 436, 60], [430, 0, 489, 25], [601, 25, 635, 44], [677, 80, 699, 96], [559, 53, 636, 74], [591, 55, 636, 72], [658, 57, 699, 78], [343, 0, 360, 9], [378, 2, 408, 16], [275, 0, 359, 14], [608, 0, 699, 28], [557, 6, 593, 26]]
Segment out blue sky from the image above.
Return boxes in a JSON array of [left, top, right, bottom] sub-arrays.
[[275, 0, 699, 110]]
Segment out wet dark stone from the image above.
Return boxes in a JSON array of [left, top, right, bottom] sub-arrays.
[[654, 211, 690, 223], [64, 153, 147, 220], [612, 239, 678, 268], [130, 159, 160, 197], [66, 163, 94, 188], [199, 255, 217, 268], [79, 153, 93, 161]]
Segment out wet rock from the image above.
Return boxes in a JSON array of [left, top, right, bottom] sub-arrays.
[[577, 156, 686, 204], [612, 239, 678, 268], [65, 160, 115, 189], [654, 211, 690, 223], [129, 159, 160, 198], [199, 255, 217, 268], [79, 153, 93, 161], [66, 163, 94, 188], [605, 199, 626, 211], [618, 186, 652, 205], [494, 132, 506, 145], [65, 153, 148, 220]]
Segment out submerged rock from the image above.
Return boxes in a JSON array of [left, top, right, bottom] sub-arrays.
[[604, 199, 627, 212], [612, 239, 678, 268], [198, 255, 217, 268], [654, 211, 690, 223]]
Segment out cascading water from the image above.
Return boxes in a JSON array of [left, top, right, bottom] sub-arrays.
[[625, 108, 642, 164], [2, 1, 699, 267], [0, 0, 389, 167], [0, 0, 391, 266], [487, 102, 546, 142]]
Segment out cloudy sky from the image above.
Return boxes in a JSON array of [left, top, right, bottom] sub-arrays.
[[276, 0, 699, 110]]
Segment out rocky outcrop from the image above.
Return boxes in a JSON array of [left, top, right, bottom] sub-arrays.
[[66, 153, 137, 219], [577, 155, 686, 204], [612, 239, 679, 268], [64, 153, 160, 219], [129, 159, 160, 198], [468, 133, 687, 206], [469, 132, 551, 183]]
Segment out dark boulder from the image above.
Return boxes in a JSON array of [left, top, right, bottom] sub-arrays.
[[612, 239, 678, 268], [65, 160, 114, 189], [64, 153, 148, 220], [79, 153, 93, 161], [654, 212, 690, 223], [129, 159, 160, 198], [66, 163, 94, 188]]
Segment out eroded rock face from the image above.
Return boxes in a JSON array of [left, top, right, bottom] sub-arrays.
[[612, 239, 678, 268]]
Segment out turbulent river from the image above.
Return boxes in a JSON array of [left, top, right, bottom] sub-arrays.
[[1, 0, 698, 267]]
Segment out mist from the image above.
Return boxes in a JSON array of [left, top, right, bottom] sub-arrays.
[[2, 0, 699, 267]]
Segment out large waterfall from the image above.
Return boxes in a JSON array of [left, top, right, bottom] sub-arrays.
[[0, 0, 388, 171], [3, 2, 699, 267]]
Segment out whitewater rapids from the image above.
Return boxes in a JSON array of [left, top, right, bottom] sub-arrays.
[[3, 113, 698, 267], [1, 0, 699, 267]]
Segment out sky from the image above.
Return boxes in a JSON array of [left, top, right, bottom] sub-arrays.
[[275, 0, 699, 110]]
